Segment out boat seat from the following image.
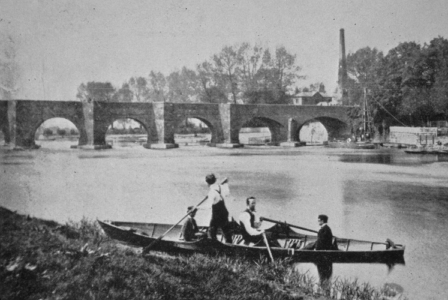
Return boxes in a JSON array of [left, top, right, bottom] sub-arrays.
[[232, 234, 244, 245], [284, 238, 303, 249]]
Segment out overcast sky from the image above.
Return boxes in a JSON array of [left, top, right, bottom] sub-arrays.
[[1, 0, 448, 100]]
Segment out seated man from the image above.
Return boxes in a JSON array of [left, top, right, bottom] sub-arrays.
[[238, 197, 265, 246], [304, 214, 334, 250], [180, 206, 203, 241]]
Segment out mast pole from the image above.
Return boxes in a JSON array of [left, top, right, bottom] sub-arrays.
[[363, 88, 367, 140]]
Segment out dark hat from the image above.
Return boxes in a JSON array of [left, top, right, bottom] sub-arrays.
[[205, 173, 216, 184], [187, 206, 197, 213]]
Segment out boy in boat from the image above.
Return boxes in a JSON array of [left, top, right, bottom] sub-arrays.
[[180, 206, 203, 241], [200, 174, 233, 243], [304, 214, 334, 250]]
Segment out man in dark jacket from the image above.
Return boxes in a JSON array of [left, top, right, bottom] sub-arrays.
[[315, 214, 333, 250], [304, 214, 334, 250]]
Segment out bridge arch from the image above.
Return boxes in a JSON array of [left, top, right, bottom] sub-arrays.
[[33, 117, 84, 148], [238, 116, 284, 145], [173, 116, 215, 146], [27, 116, 86, 149], [296, 116, 350, 142], [97, 117, 155, 148]]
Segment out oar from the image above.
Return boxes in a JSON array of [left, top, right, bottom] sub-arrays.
[[262, 232, 274, 263], [260, 216, 319, 234], [142, 177, 228, 255]]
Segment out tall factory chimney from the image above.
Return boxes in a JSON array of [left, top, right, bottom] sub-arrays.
[[338, 28, 348, 102]]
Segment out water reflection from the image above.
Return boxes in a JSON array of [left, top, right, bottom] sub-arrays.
[[303, 260, 405, 296], [1, 145, 448, 299], [316, 262, 333, 293]]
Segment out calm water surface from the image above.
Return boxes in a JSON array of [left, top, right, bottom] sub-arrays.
[[1, 142, 447, 299]]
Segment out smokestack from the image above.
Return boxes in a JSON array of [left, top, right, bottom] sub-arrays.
[[338, 28, 348, 101]]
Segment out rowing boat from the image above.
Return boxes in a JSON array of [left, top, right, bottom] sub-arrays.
[[98, 220, 405, 264]]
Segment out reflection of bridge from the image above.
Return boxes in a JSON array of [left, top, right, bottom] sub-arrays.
[[0, 100, 354, 149]]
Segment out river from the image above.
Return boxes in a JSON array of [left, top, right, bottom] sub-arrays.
[[1, 141, 447, 299]]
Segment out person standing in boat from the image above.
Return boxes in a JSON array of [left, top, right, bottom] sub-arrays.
[[304, 214, 334, 250], [200, 174, 233, 243], [239, 197, 265, 245], [180, 206, 200, 241]]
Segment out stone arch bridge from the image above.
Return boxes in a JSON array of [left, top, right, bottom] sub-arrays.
[[0, 100, 354, 149]]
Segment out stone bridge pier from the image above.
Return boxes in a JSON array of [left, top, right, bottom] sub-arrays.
[[0, 100, 354, 150]]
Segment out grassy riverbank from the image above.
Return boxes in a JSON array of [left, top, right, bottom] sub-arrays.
[[0, 207, 405, 300]]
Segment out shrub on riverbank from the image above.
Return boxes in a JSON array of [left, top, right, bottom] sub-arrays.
[[0, 207, 405, 300]]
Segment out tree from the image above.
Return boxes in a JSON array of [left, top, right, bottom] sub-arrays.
[[399, 37, 448, 124], [272, 46, 302, 91], [148, 71, 167, 102], [379, 42, 421, 124], [345, 39, 448, 131], [316, 82, 326, 94], [113, 83, 133, 102], [237, 43, 265, 97], [196, 61, 227, 103], [296, 82, 327, 94], [43, 128, 53, 136], [128, 77, 150, 102], [196, 61, 213, 103], [345, 46, 406, 135], [213, 46, 240, 104], [0, 34, 20, 99], [70, 129, 78, 135], [252, 46, 303, 104], [345, 47, 384, 106], [243, 90, 277, 104], [166, 67, 201, 102], [76, 82, 116, 102], [110, 43, 304, 105], [57, 128, 66, 136]]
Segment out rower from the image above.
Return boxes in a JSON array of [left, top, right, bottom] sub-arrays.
[[239, 197, 265, 245]]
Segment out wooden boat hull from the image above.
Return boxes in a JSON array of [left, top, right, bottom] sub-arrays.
[[98, 220, 405, 264]]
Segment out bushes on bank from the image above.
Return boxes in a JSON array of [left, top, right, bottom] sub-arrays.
[[43, 128, 53, 136]]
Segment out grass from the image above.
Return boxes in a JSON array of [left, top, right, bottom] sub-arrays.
[[0, 207, 406, 300]]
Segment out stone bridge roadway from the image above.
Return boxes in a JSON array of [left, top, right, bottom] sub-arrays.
[[0, 100, 354, 149]]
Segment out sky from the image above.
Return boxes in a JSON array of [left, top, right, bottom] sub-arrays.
[[1, 0, 448, 101]]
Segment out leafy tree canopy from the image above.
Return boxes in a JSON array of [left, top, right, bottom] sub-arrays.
[[345, 37, 448, 128], [76, 82, 116, 102]]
